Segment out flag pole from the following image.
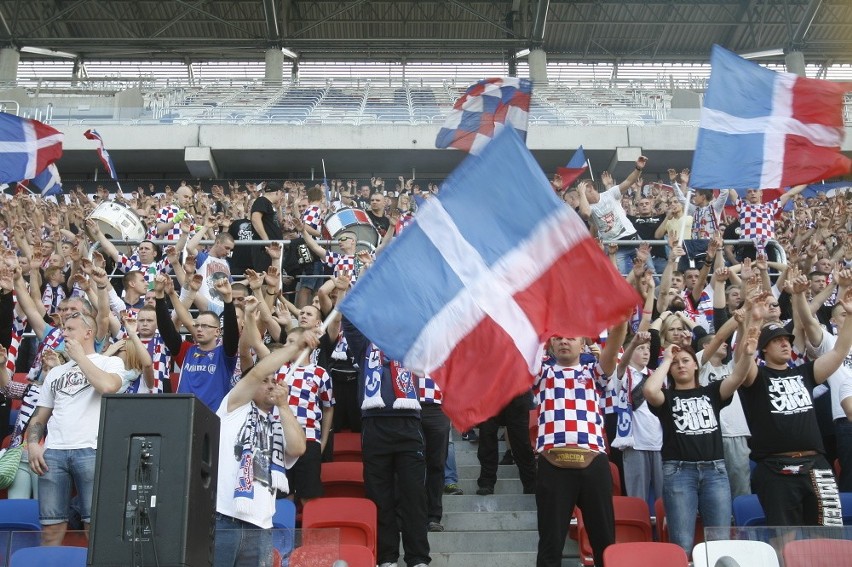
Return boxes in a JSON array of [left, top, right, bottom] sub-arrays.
[[586, 159, 594, 182]]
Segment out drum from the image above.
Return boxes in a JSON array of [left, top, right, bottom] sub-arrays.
[[88, 201, 147, 255], [322, 207, 379, 253]]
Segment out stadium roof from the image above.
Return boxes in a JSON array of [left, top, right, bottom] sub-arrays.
[[3, 0, 852, 66]]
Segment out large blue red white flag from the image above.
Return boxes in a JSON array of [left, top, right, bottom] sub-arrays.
[[340, 128, 639, 430], [0, 114, 63, 184], [555, 145, 589, 190], [435, 77, 532, 155], [691, 45, 851, 190], [83, 129, 118, 179]]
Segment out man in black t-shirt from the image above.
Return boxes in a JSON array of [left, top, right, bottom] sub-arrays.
[[366, 192, 390, 237], [735, 287, 852, 527], [627, 196, 667, 274], [250, 181, 284, 271], [227, 216, 255, 276]]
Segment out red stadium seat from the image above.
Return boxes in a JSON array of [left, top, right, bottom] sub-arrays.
[[290, 543, 375, 567], [610, 461, 622, 497], [320, 461, 365, 498], [302, 497, 377, 561], [332, 432, 362, 462], [782, 538, 852, 567], [577, 496, 653, 566], [604, 541, 688, 567]]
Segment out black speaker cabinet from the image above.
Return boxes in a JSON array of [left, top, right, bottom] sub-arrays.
[[88, 395, 219, 567]]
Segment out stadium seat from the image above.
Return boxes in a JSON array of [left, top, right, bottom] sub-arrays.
[[0, 499, 41, 530], [841, 492, 852, 525], [272, 498, 297, 530], [301, 497, 377, 561], [603, 541, 688, 567], [289, 543, 375, 567], [692, 540, 780, 567], [732, 494, 766, 526], [320, 461, 365, 498], [782, 538, 852, 567], [610, 461, 622, 497], [653, 497, 704, 545], [577, 496, 652, 565], [10, 545, 87, 566], [332, 432, 362, 462]]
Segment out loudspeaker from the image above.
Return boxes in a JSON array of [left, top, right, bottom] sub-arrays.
[[89, 395, 219, 567]]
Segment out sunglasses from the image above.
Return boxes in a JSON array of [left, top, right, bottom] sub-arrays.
[[194, 323, 220, 331], [64, 311, 94, 329], [337, 236, 353, 243]]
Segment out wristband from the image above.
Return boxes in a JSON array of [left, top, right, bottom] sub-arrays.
[[266, 290, 278, 296], [642, 310, 652, 314], [635, 166, 642, 171], [97, 285, 107, 290]]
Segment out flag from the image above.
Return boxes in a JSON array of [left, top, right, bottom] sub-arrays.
[[29, 163, 62, 197], [555, 146, 589, 189], [691, 45, 852, 190], [435, 77, 532, 155], [83, 129, 118, 179], [0, 114, 63, 183], [340, 128, 639, 430]]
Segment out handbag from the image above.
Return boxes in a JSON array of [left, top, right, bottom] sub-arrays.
[[0, 446, 23, 489]]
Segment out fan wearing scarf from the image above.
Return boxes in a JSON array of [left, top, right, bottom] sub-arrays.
[[214, 327, 313, 567], [339, 280, 430, 567]]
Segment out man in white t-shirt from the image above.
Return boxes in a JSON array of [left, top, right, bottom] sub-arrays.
[[586, 156, 648, 274], [27, 311, 133, 545], [214, 328, 313, 567], [187, 231, 236, 313]]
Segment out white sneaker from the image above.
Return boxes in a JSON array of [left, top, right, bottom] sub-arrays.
[[412, 564, 429, 567], [378, 563, 397, 567]]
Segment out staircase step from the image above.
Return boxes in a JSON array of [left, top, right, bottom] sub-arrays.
[[426, 529, 538, 553], [441, 493, 536, 513], [441, 510, 537, 531], [455, 478, 528, 494], [455, 464, 519, 480], [427, 552, 578, 567]]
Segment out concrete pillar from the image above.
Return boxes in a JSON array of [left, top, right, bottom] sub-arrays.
[[785, 50, 806, 77], [0, 48, 20, 83], [264, 48, 284, 83], [528, 48, 548, 85]]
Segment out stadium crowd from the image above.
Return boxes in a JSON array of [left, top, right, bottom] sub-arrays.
[[0, 160, 850, 566]]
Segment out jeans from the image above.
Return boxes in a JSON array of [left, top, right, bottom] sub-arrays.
[[444, 431, 458, 485], [214, 513, 273, 567], [662, 460, 731, 556], [39, 448, 96, 525]]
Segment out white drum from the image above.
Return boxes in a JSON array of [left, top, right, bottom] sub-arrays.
[[88, 201, 146, 242]]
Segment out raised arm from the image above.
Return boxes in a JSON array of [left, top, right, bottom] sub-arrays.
[[84, 218, 121, 264], [778, 184, 807, 209], [644, 344, 676, 407], [153, 275, 184, 356], [614, 156, 648, 196], [814, 288, 852, 383], [720, 325, 758, 399]]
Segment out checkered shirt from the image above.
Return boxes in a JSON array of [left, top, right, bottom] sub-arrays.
[[155, 205, 196, 241], [324, 250, 372, 284], [276, 363, 334, 443], [117, 254, 171, 283], [302, 205, 324, 233], [533, 362, 609, 453], [418, 375, 443, 404], [736, 199, 780, 243]]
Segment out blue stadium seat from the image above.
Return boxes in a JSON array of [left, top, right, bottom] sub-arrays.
[[0, 499, 41, 530], [10, 545, 87, 567], [732, 494, 766, 527]]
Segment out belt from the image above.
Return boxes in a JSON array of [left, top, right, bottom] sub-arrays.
[[771, 450, 818, 458]]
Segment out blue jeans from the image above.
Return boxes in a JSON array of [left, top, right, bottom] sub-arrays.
[[39, 448, 96, 525], [444, 431, 458, 485], [662, 460, 731, 555], [214, 513, 273, 567]]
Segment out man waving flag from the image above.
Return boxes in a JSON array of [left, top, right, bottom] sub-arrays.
[[691, 45, 851, 189], [341, 128, 639, 430]]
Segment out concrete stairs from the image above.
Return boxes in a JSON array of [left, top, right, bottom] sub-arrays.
[[424, 434, 581, 567]]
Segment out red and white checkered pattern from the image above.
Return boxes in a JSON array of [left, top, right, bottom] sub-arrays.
[[277, 363, 334, 442], [418, 375, 443, 404], [302, 205, 324, 233], [324, 250, 371, 284], [735, 199, 781, 243], [155, 205, 196, 241], [142, 333, 171, 394], [533, 363, 609, 453], [117, 254, 171, 283]]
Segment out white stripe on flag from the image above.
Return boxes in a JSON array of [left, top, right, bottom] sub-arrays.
[[23, 122, 37, 179], [699, 108, 845, 146], [405, 198, 588, 375], [761, 73, 795, 189]]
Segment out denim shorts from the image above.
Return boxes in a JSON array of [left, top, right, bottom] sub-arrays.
[[39, 447, 97, 525], [295, 260, 325, 291]]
